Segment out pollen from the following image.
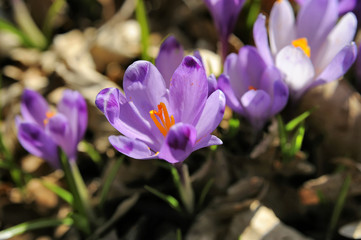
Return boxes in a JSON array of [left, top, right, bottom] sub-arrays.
[[43, 111, 55, 126], [292, 38, 311, 58], [248, 86, 257, 91], [150, 102, 175, 137]]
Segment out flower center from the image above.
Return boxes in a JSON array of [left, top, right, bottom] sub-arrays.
[[292, 38, 311, 58], [43, 111, 55, 125], [149, 102, 175, 137], [248, 86, 257, 91]]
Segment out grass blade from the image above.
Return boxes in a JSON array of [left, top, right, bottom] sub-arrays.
[[42, 0, 66, 40], [99, 156, 123, 208], [145, 185, 182, 212], [136, 0, 150, 61], [0, 217, 73, 239], [326, 174, 351, 240], [41, 180, 73, 204]]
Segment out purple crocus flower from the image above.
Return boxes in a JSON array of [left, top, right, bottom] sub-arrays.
[[155, 35, 215, 96], [253, 0, 358, 99], [16, 89, 88, 167], [202, 0, 245, 62], [95, 56, 225, 164], [218, 46, 289, 129]]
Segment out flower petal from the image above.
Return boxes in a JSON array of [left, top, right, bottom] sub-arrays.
[[207, 74, 218, 96], [155, 36, 184, 88], [193, 134, 222, 151], [46, 114, 75, 161], [95, 88, 159, 148], [224, 53, 244, 98], [217, 74, 244, 114], [123, 60, 169, 118], [241, 89, 272, 129], [253, 14, 274, 66], [238, 46, 267, 90], [109, 135, 156, 159], [259, 67, 289, 115], [195, 90, 225, 140], [275, 45, 315, 94], [21, 89, 49, 127], [158, 123, 197, 164], [314, 12, 357, 74], [57, 90, 88, 146], [297, 0, 338, 52], [314, 42, 357, 85], [17, 122, 59, 168], [338, 0, 356, 15], [169, 56, 208, 125], [269, 0, 296, 55]]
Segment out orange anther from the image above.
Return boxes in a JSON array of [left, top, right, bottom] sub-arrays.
[[292, 38, 311, 57], [149, 102, 175, 137]]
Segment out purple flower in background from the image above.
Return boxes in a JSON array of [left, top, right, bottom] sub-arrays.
[[254, 0, 358, 99], [295, 0, 357, 15], [96, 56, 225, 164], [356, 43, 361, 86], [155, 35, 215, 96], [202, 0, 245, 62], [16, 89, 88, 167], [218, 46, 289, 129]]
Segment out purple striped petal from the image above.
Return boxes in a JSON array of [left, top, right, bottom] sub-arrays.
[[21, 89, 50, 127], [123, 61, 169, 118], [195, 90, 225, 140], [158, 123, 197, 164], [193, 135, 222, 151], [17, 122, 59, 168], [109, 135, 157, 159], [169, 56, 208, 125], [57, 90, 88, 146], [95, 88, 160, 148], [155, 36, 184, 88]]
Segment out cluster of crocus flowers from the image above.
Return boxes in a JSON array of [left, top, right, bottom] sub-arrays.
[[16, 89, 88, 168], [253, 0, 358, 99], [202, 0, 245, 62], [218, 46, 289, 129], [96, 56, 225, 165]]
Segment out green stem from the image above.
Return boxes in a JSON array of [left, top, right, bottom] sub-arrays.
[[60, 152, 91, 234]]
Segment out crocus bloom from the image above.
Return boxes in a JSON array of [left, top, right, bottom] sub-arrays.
[[155, 35, 215, 96], [16, 89, 87, 167], [202, 0, 245, 61], [95, 56, 225, 164], [218, 46, 289, 129], [253, 0, 358, 99]]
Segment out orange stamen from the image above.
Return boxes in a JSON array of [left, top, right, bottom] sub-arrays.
[[149, 102, 175, 137], [248, 86, 257, 91], [43, 111, 55, 126], [292, 38, 311, 58]]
